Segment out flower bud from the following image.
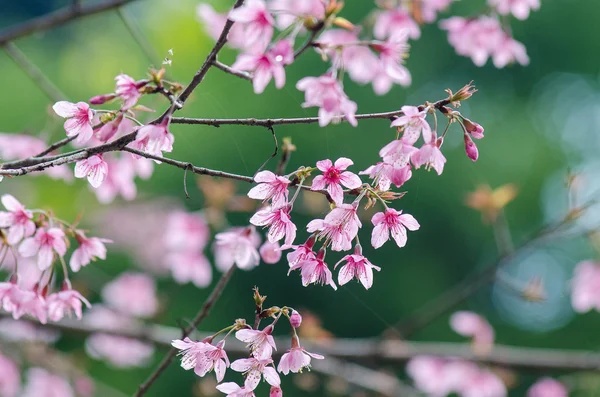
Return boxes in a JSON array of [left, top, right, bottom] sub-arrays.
[[332, 17, 354, 30], [260, 241, 282, 264], [462, 117, 484, 139], [89, 94, 115, 105], [270, 386, 283, 397], [463, 133, 479, 162], [290, 310, 302, 328]]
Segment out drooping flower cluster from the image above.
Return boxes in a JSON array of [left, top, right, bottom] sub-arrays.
[[173, 290, 322, 397], [0, 194, 109, 323]]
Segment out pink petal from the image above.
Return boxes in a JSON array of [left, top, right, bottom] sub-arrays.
[[333, 157, 354, 170], [1, 194, 22, 212], [339, 171, 362, 189], [52, 101, 77, 117], [316, 159, 333, 172], [371, 223, 389, 249]]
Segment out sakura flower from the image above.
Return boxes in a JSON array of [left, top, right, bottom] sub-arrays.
[[527, 378, 568, 397], [247, 170, 291, 207], [421, 0, 453, 23], [95, 114, 123, 142], [166, 252, 213, 288], [359, 161, 412, 191], [19, 228, 67, 271], [288, 248, 337, 290], [235, 324, 277, 360], [101, 272, 158, 318], [172, 338, 230, 382], [391, 106, 432, 145], [306, 208, 357, 252], [133, 117, 174, 158], [370, 36, 412, 91], [379, 139, 419, 167], [371, 208, 420, 249], [250, 205, 297, 246], [164, 211, 210, 252], [69, 231, 112, 272], [213, 226, 261, 271], [296, 73, 358, 127], [571, 260, 600, 313], [9, 287, 47, 324], [232, 40, 294, 94], [21, 368, 74, 397], [74, 154, 108, 188], [310, 158, 362, 205], [197, 4, 247, 49], [450, 311, 495, 354], [0, 194, 36, 245], [334, 245, 381, 290], [374, 7, 421, 40], [269, 0, 326, 29], [277, 336, 324, 374], [52, 101, 94, 144], [260, 241, 282, 264], [46, 286, 91, 321], [489, 0, 540, 20], [229, 0, 275, 52], [492, 35, 530, 68], [93, 155, 138, 204], [458, 367, 507, 397], [406, 356, 454, 396], [114, 74, 144, 109], [0, 351, 20, 397], [285, 235, 316, 267], [411, 136, 446, 175], [216, 382, 256, 397], [231, 357, 280, 391]]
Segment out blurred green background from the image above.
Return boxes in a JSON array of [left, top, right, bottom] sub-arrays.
[[2, 0, 600, 396]]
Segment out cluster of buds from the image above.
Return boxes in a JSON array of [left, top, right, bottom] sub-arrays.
[[0, 194, 110, 323], [173, 289, 321, 397]]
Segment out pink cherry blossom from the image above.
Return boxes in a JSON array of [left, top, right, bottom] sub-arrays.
[[235, 324, 277, 360], [231, 356, 280, 391], [229, 0, 275, 52], [458, 366, 507, 397], [0, 351, 20, 397], [233, 40, 294, 94], [115, 73, 144, 109], [0, 317, 59, 343], [74, 154, 109, 188], [285, 235, 316, 267], [260, 241, 282, 264], [93, 155, 138, 204], [164, 211, 210, 252], [46, 286, 91, 321], [379, 139, 419, 167], [101, 272, 158, 318], [411, 136, 447, 175], [288, 248, 337, 290], [421, 0, 453, 23], [527, 378, 568, 397], [277, 336, 324, 374], [216, 382, 256, 397], [10, 287, 47, 323], [19, 228, 67, 270], [492, 34, 530, 68], [374, 7, 421, 40], [21, 368, 74, 397], [360, 161, 412, 191], [247, 170, 291, 207], [391, 106, 432, 145], [406, 356, 454, 396], [450, 311, 495, 354], [370, 36, 412, 92], [214, 226, 261, 271], [296, 73, 358, 127], [310, 158, 362, 205], [133, 117, 174, 158], [306, 203, 361, 252], [269, 0, 326, 29], [69, 231, 111, 272], [371, 208, 420, 249], [197, 4, 247, 49], [489, 0, 540, 20], [166, 252, 213, 288], [95, 114, 123, 142], [52, 101, 94, 144], [334, 245, 381, 290], [270, 386, 283, 397], [250, 205, 297, 246], [172, 338, 230, 382], [463, 117, 485, 139], [571, 260, 600, 313], [0, 194, 36, 245], [289, 310, 302, 328]]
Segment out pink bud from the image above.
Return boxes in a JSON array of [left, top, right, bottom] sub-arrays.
[[463, 117, 484, 139], [290, 310, 302, 328], [260, 241, 282, 264], [270, 386, 283, 397], [89, 94, 116, 105], [464, 133, 479, 162]]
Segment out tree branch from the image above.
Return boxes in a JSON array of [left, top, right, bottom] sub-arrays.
[[135, 265, 237, 396], [0, 0, 139, 45], [212, 60, 252, 81]]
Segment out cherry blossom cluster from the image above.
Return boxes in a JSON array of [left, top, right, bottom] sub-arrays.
[[407, 311, 568, 397], [173, 290, 321, 397], [0, 194, 110, 323], [0, 362, 90, 397]]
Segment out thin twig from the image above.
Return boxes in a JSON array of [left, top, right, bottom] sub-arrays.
[[255, 125, 278, 175], [0, 0, 138, 45], [35, 136, 77, 157], [212, 60, 252, 81], [294, 24, 323, 59], [3, 42, 67, 102], [134, 265, 237, 396]]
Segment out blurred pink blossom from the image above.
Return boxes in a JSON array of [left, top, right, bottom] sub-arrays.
[[571, 260, 600, 313], [0, 194, 36, 245], [450, 311, 495, 354], [21, 368, 74, 397], [229, 0, 275, 52], [489, 0, 540, 20], [46, 286, 91, 321], [260, 240, 282, 264], [166, 252, 213, 288], [197, 4, 247, 49], [70, 231, 111, 272], [101, 272, 158, 318], [19, 227, 67, 271], [527, 377, 568, 397], [214, 226, 261, 271], [0, 351, 20, 397], [374, 7, 421, 40]]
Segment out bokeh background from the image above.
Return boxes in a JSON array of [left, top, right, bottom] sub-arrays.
[[2, 0, 600, 396]]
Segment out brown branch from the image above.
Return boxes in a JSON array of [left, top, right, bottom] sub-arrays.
[[0, 0, 138, 45], [135, 265, 237, 396], [35, 136, 78, 157], [294, 24, 323, 59], [212, 60, 252, 81]]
